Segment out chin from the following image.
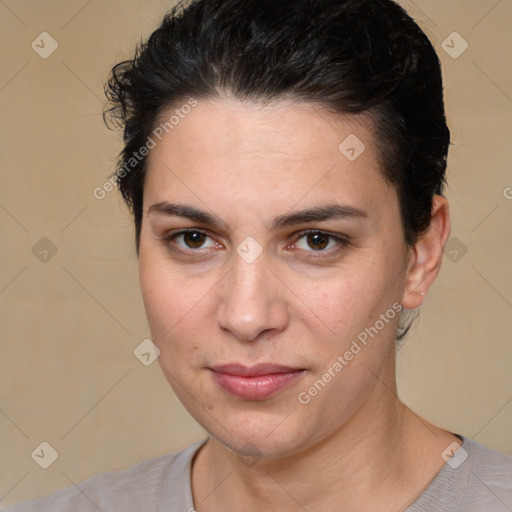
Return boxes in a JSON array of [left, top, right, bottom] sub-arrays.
[[204, 410, 316, 460]]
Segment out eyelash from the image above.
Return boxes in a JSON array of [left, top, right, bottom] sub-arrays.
[[160, 229, 213, 254], [290, 229, 350, 254], [161, 229, 350, 256]]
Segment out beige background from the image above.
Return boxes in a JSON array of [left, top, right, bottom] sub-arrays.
[[0, 0, 511, 506]]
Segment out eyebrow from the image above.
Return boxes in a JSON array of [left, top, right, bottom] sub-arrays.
[[147, 201, 368, 230], [272, 204, 367, 228], [148, 202, 222, 226]]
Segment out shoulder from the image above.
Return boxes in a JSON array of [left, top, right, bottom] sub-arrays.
[[408, 436, 512, 512], [463, 437, 512, 503], [3, 440, 205, 512]]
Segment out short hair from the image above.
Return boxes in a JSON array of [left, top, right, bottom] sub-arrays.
[[104, 0, 450, 251]]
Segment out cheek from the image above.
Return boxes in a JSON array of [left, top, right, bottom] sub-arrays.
[[139, 253, 208, 349], [294, 262, 400, 338], [140, 265, 212, 395]]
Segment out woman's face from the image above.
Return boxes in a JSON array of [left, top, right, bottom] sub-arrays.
[[139, 98, 414, 458]]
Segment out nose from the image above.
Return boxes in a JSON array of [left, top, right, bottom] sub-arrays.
[[217, 253, 290, 342]]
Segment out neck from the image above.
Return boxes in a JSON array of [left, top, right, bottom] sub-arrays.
[[191, 363, 458, 512]]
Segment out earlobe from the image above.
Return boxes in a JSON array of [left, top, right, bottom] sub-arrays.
[[401, 195, 451, 309]]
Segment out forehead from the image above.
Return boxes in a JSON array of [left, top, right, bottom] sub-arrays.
[[143, 98, 394, 217], [151, 98, 374, 161]]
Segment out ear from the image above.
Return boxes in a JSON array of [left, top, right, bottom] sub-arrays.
[[402, 195, 451, 309]]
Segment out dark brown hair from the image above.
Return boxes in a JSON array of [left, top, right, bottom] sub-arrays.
[[104, 0, 450, 252]]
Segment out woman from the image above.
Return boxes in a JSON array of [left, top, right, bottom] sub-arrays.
[[8, 0, 512, 510]]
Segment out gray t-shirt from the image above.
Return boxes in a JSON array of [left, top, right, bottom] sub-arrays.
[[4, 436, 512, 511]]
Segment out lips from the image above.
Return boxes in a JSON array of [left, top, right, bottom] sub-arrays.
[[209, 363, 305, 400]]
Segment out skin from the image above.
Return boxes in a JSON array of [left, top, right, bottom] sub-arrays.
[[138, 98, 457, 511]]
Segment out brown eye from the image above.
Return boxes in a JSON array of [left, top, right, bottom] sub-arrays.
[[182, 231, 207, 248], [162, 229, 220, 255], [292, 230, 348, 254], [306, 232, 329, 250]]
